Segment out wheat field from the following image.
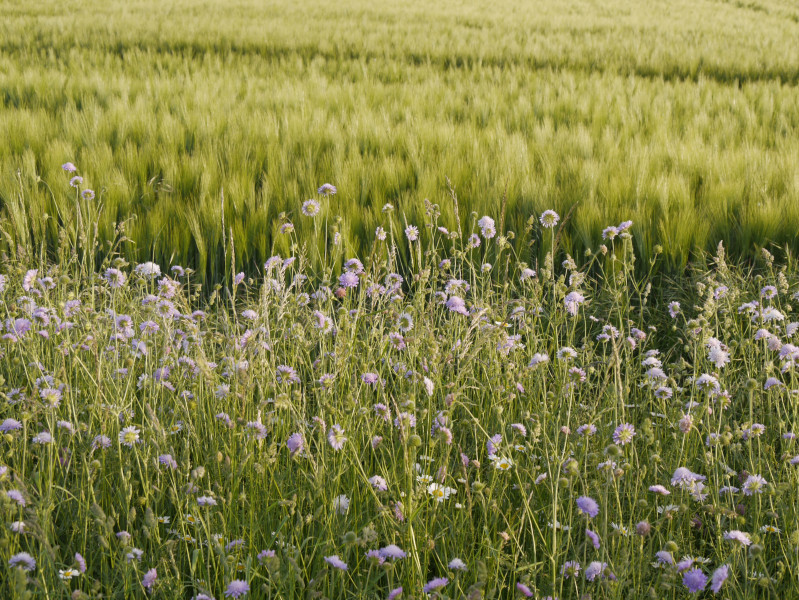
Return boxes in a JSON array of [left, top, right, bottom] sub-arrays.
[[2, 0, 799, 281]]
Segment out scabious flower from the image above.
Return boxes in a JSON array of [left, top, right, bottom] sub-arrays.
[[134, 262, 162, 279], [387, 587, 403, 600], [302, 199, 321, 216], [724, 530, 752, 546], [380, 544, 407, 560], [7, 490, 26, 506], [742, 474, 767, 495], [317, 183, 337, 195], [585, 529, 601, 549], [649, 484, 670, 495], [328, 425, 347, 450], [682, 568, 707, 593], [287, 433, 304, 456], [9, 552, 36, 571], [515, 582, 534, 597], [576, 496, 600, 518], [612, 423, 636, 445], [563, 291, 585, 316], [119, 426, 141, 447], [585, 561, 613, 581], [710, 565, 729, 594], [333, 494, 350, 515], [324, 555, 348, 570], [224, 580, 250, 598], [423, 577, 448, 593], [0, 418, 23, 433], [445, 296, 468, 315], [142, 568, 157, 590], [477, 216, 496, 238], [539, 210, 560, 228], [339, 271, 359, 288], [448, 558, 467, 571], [561, 561, 581, 578], [668, 301, 681, 318]]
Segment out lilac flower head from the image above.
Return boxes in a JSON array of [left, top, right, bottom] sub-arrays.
[[445, 296, 469, 316], [423, 577, 448, 593], [585, 528, 600, 549], [682, 568, 707, 593], [710, 565, 729, 594], [324, 555, 348, 570], [62, 162, 77, 172], [387, 587, 403, 600], [563, 291, 585, 316], [287, 433, 304, 456], [317, 183, 337, 196], [516, 582, 534, 597], [576, 496, 600, 519], [612, 423, 636, 446], [0, 418, 23, 433], [539, 210, 560, 228], [9, 552, 36, 571], [7, 489, 26, 506], [224, 579, 250, 598], [339, 271, 360, 288], [560, 561, 581, 578], [670, 467, 706, 488], [379, 544, 407, 560], [142, 567, 157, 590]]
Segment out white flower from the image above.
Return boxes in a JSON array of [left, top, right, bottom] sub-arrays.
[[427, 483, 456, 502], [333, 494, 350, 515]]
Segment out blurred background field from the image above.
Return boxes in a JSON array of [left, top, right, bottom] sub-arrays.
[[2, 0, 799, 282]]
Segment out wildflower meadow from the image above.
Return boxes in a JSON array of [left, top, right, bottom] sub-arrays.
[[1, 162, 799, 598]]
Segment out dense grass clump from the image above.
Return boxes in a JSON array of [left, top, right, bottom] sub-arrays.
[[1, 171, 799, 598], [2, 0, 799, 280]]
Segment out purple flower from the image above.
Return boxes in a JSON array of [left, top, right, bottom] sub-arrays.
[[0, 418, 22, 433], [724, 530, 752, 546], [585, 561, 610, 581], [327, 424, 346, 450], [585, 528, 601, 549], [287, 433, 304, 456], [515, 582, 534, 597], [318, 183, 337, 195], [379, 544, 407, 560], [339, 271, 360, 288], [564, 291, 585, 316], [142, 568, 157, 590], [539, 210, 559, 228], [612, 423, 636, 446], [82, 189, 95, 200], [576, 496, 599, 518], [387, 587, 403, 600], [710, 565, 729, 594], [224, 579, 250, 598], [75, 553, 87, 573], [682, 568, 707, 593], [158, 454, 178, 469], [361, 372, 379, 385], [423, 577, 448, 593], [561, 561, 581, 578], [324, 555, 348, 570], [445, 296, 468, 315], [62, 162, 77, 172], [671, 467, 706, 488], [9, 552, 36, 571], [742, 474, 767, 495]]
